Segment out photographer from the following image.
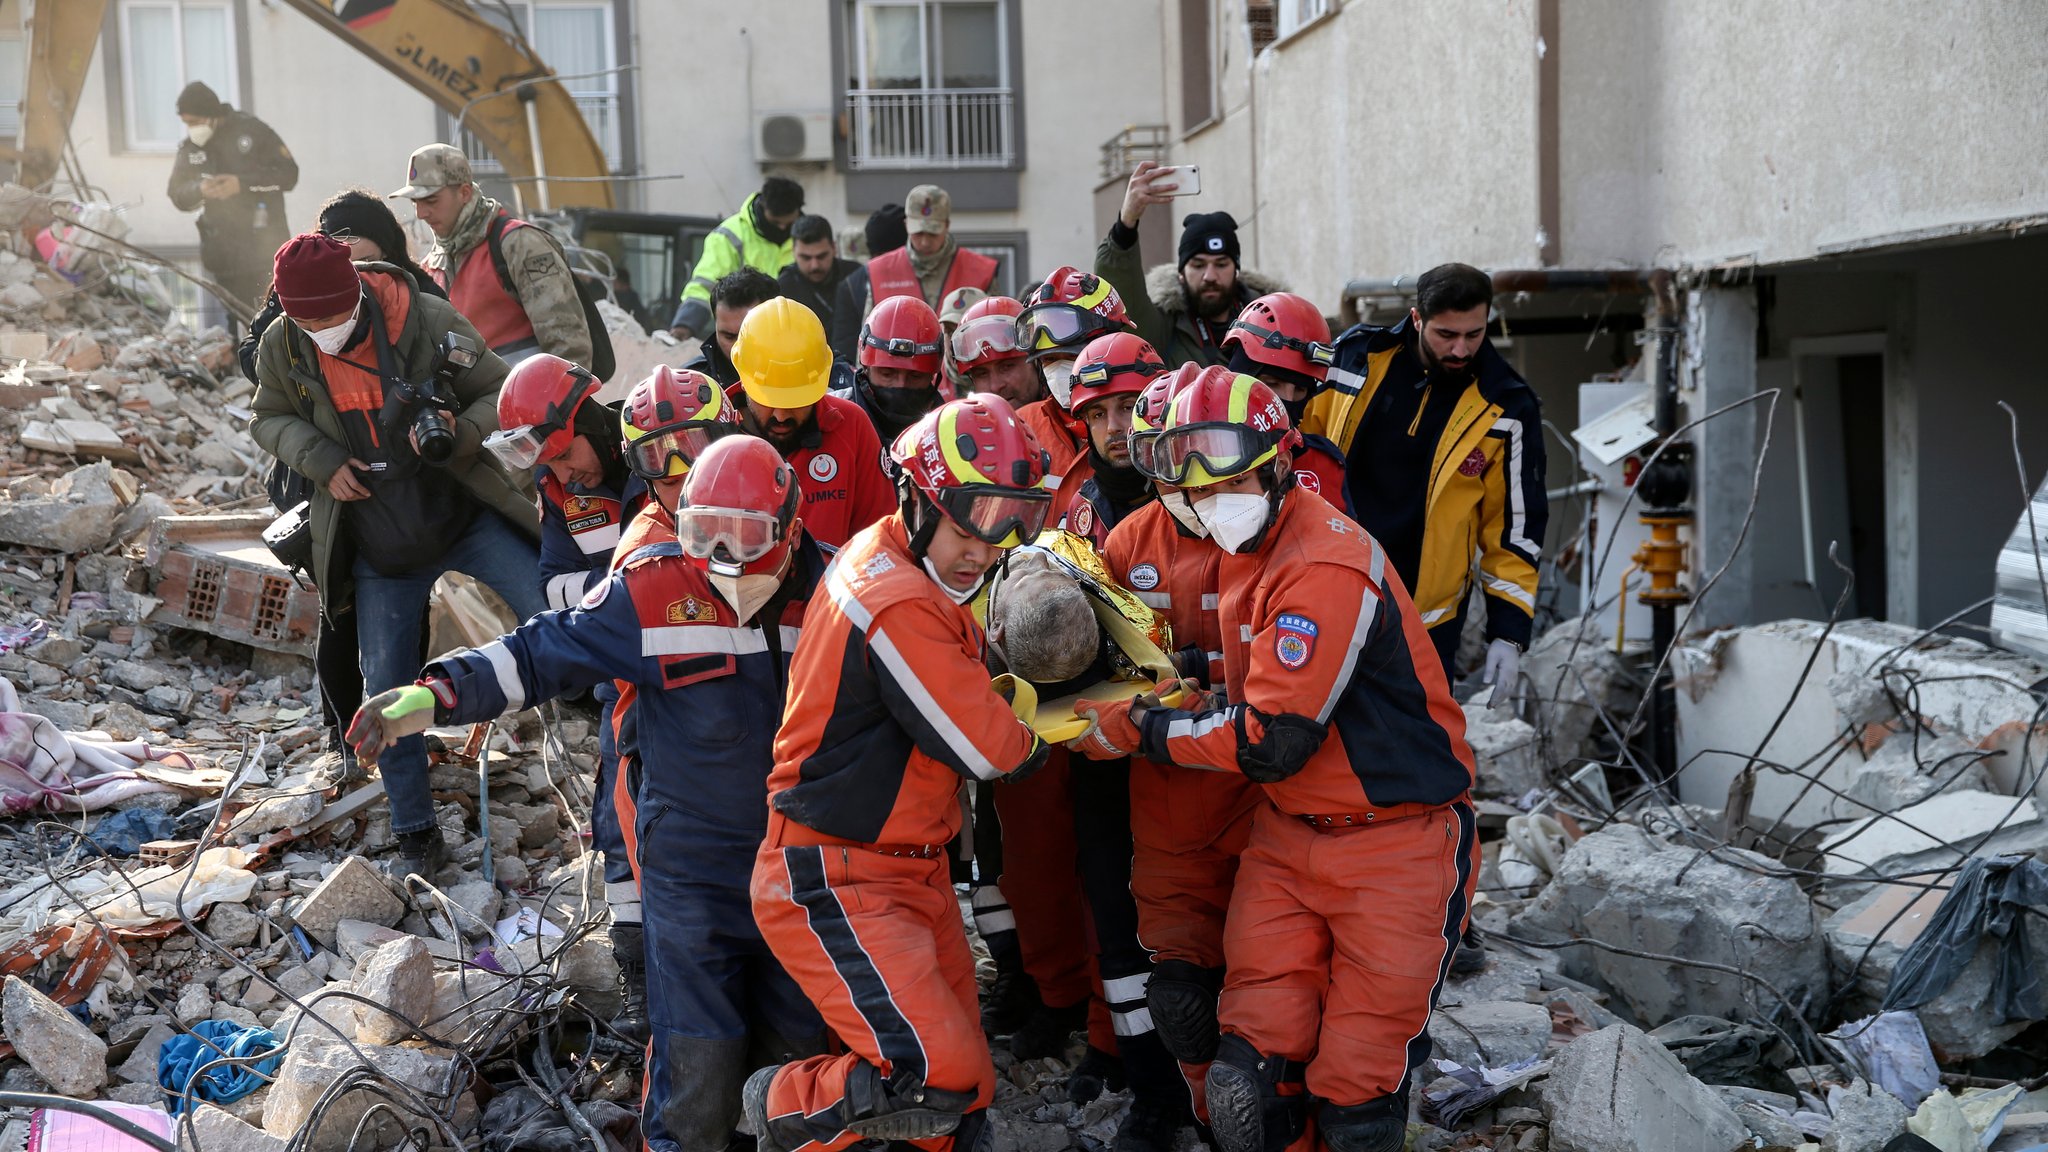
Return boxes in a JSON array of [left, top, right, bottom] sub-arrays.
[[250, 232, 546, 883]]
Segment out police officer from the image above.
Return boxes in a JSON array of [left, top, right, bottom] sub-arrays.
[[167, 81, 297, 324], [348, 434, 826, 1152], [393, 143, 593, 369]]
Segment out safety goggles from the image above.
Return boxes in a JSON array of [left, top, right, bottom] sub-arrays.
[[622, 422, 737, 480], [675, 506, 786, 564], [483, 424, 558, 472], [1074, 356, 1165, 388], [1141, 423, 1280, 485], [1127, 428, 1165, 478], [1233, 320, 1335, 367], [950, 315, 1024, 363], [861, 331, 944, 361], [933, 485, 1052, 547], [1019, 304, 1121, 355]]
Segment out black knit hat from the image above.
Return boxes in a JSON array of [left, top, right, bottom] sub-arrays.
[[175, 81, 229, 118], [1178, 211, 1241, 267], [317, 189, 411, 264], [866, 203, 908, 257]]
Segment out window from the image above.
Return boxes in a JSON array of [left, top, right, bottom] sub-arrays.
[[456, 0, 622, 174], [1276, 0, 1333, 40], [118, 0, 238, 152], [1179, 0, 1214, 131], [846, 0, 1012, 169], [954, 232, 1025, 298]]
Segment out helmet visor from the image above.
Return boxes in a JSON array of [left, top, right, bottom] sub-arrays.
[[951, 315, 1024, 363], [1020, 304, 1118, 355], [675, 507, 786, 564], [1147, 423, 1276, 485], [483, 425, 551, 472], [933, 485, 1052, 548], [623, 423, 734, 480], [1127, 428, 1165, 479]]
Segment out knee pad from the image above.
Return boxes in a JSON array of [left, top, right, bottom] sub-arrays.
[[1147, 960, 1223, 1064], [1318, 1094, 1408, 1152], [839, 1063, 979, 1142], [1204, 1034, 1307, 1152]]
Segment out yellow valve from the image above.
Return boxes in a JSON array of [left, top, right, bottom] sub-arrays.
[[1632, 514, 1693, 606]]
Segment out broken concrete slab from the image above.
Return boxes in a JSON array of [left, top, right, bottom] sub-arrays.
[[292, 855, 403, 946], [1521, 616, 1641, 766], [1540, 1023, 1748, 1152], [113, 1020, 176, 1084], [352, 935, 433, 1046], [1823, 1079, 1909, 1152], [0, 460, 133, 553], [1830, 732, 1997, 822], [262, 1037, 462, 1152], [1428, 1000, 1552, 1068], [1511, 822, 1829, 1028], [1819, 790, 2048, 877], [187, 1102, 289, 1152], [205, 902, 260, 948], [2, 974, 108, 1097], [1460, 700, 1544, 800], [336, 919, 463, 967]]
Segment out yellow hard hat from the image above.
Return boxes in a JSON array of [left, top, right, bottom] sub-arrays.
[[732, 298, 832, 409]]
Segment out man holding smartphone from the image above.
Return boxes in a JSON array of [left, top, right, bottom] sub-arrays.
[[1095, 160, 1281, 369]]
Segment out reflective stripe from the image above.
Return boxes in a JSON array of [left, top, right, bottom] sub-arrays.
[[1201, 593, 1219, 610], [641, 623, 802, 657], [784, 847, 931, 1080], [1316, 584, 1377, 724], [830, 571, 1002, 781], [479, 640, 525, 712], [689, 274, 717, 290], [1103, 973, 1150, 1003], [574, 523, 622, 555], [1419, 607, 1453, 625], [1112, 1006, 1156, 1037], [1492, 417, 1540, 559], [1135, 591, 1173, 609], [1240, 624, 1254, 642], [1484, 571, 1535, 611], [1167, 710, 1233, 742], [545, 571, 590, 612], [1328, 363, 1367, 396], [713, 225, 743, 251]]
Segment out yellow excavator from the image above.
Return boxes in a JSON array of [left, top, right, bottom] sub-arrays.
[[12, 0, 714, 329]]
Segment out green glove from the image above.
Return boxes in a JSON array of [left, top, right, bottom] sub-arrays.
[[346, 684, 442, 765]]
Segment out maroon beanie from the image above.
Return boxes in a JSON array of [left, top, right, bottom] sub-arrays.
[[272, 232, 362, 319]]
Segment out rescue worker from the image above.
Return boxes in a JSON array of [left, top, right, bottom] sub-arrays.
[[838, 295, 947, 443], [393, 143, 593, 369], [1303, 262, 1545, 695], [744, 395, 1053, 1152], [858, 185, 999, 315], [1074, 367, 1478, 1152], [1096, 161, 1280, 368], [347, 433, 827, 1152], [248, 233, 543, 885], [671, 176, 806, 341], [167, 81, 297, 324], [938, 286, 989, 399], [1017, 267, 1135, 485], [729, 297, 895, 552], [686, 268, 781, 388], [1221, 293, 1351, 511], [1055, 333, 1169, 546], [950, 297, 1039, 409], [487, 353, 653, 1042]]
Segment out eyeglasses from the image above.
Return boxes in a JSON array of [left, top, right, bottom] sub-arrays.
[[1139, 423, 1281, 485], [950, 315, 1024, 363], [933, 485, 1052, 547], [622, 422, 737, 480], [483, 424, 557, 472], [675, 506, 786, 563]]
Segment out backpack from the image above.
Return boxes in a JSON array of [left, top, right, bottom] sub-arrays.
[[485, 214, 616, 382]]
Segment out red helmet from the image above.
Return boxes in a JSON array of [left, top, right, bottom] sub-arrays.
[[1140, 365, 1300, 487], [676, 434, 801, 576], [951, 296, 1027, 371], [1129, 363, 1204, 479], [1069, 332, 1166, 414], [890, 394, 1052, 550], [1019, 267, 1130, 360], [1222, 293, 1335, 385], [860, 296, 945, 374], [620, 365, 740, 480], [487, 353, 600, 470]]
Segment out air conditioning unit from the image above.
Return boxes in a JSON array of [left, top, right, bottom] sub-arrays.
[[753, 111, 834, 164]]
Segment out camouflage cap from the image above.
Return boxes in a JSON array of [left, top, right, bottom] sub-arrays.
[[939, 286, 988, 327], [391, 143, 472, 200], [904, 184, 951, 234]]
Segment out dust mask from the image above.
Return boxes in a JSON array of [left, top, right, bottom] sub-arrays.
[[1041, 360, 1077, 409], [298, 300, 362, 356], [186, 123, 214, 147], [1162, 490, 1208, 538], [923, 558, 982, 605], [710, 572, 782, 623], [1195, 493, 1268, 554]]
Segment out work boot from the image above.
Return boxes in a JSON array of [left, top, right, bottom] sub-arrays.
[[390, 827, 448, 885], [1450, 922, 1487, 976], [741, 1065, 786, 1152], [1114, 1094, 1190, 1152], [1067, 1044, 1127, 1104], [609, 921, 649, 1045], [1009, 998, 1088, 1060], [980, 948, 1042, 1036]]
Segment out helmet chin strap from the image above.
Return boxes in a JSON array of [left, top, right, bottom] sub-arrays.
[[897, 477, 942, 561]]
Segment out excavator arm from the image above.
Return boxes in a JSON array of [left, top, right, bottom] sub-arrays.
[[12, 0, 613, 210]]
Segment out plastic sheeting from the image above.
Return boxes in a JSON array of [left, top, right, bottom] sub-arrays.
[[1882, 855, 2048, 1024]]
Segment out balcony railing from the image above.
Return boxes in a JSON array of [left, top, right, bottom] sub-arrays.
[[846, 88, 1014, 170], [462, 92, 623, 175], [1099, 124, 1169, 183]]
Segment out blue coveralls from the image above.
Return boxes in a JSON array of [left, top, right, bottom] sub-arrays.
[[428, 537, 828, 1152]]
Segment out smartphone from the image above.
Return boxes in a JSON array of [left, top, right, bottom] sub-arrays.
[[1154, 165, 1202, 198]]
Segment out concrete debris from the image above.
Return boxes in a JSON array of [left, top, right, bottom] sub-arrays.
[[3, 973, 109, 1096], [1461, 699, 1544, 799], [1819, 790, 2048, 877], [1427, 1000, 1553, 1068], [188, 1103, 291, 1152], [1512, 822, 1830, 1027], [351, 935, 434, 1045], [0, 460, 136, 554], [292, 855, 405, 945], [1822, 1079, 1910, 1152], [1521, 615, 1643, 767], [262, 1037, 463, 1152], [1539, 1023, 1748, 1152], [1831, 731, 1997, 820]]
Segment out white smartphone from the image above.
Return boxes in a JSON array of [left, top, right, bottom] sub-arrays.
[[1153, 165, 1202, 198]]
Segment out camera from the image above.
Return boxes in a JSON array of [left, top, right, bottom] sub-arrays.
[[388, 332, 478, 466]]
